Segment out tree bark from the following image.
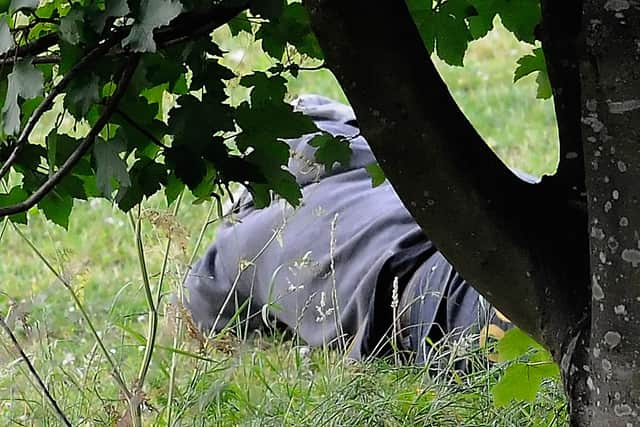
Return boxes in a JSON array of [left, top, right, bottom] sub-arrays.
[[304, 0, 589, 363], [575, 1, 640, 424], [301, 1, 640, 424]]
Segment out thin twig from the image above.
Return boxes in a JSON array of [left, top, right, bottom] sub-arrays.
[[158, 191, 184, 305], [131, 207, 156, 387], [0, 217, 7, 242], [8, 221, 133, 401], [159, 191, 183, 427], [128, 206, 154, 427], [0, 54, 140, 218], [0, 333, 39, 415], [329, 212, 346, 353], [0, 315, 72, 426]]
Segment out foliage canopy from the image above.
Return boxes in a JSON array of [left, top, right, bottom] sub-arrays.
[[0, 0, 548, 228]]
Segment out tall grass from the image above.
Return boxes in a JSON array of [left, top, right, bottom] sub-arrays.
[[0, 22, 566, 425]]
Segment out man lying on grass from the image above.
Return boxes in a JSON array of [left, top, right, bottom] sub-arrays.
[[185, 95, 520, 364]]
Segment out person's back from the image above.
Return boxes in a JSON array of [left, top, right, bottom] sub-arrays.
[[185, 95, 513, 362]]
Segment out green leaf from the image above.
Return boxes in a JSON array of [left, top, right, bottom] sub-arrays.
[[49, 134, 92, 175], [495, 328, 542, 362], [492, 328, 559, 407], [232, 89, 317, 205], [203, 143, 265, 184], [467, 0, 496, 39], [64, 73, 101, 119], [514, 48, 544, 82], [123, 0, 183, 53], [58, 174, 88, 200], [241, 72, 287, 106], [244, 140, 302, 206], [406, 0, 436, 53], [2, 60, 44, 135], [13, 143, 45, 172], [188, 53, 234, 93], [0, 16, 14, 55], [246, 182, 271, 208], [165, 173, 185, 205], [94, 138, 131, 197], [117, 159, 167, 211], [228, 12, 252, 36], [236, 103, 317, 141], [59, 41, 84, 74], [250, 0, 285, 20], [190, 163, 217, 199], [365, 162, 386, 187], [514, 48, 551, 100], [308, 133, 352, 172], [0, 186, 28, 224], [59, 8, 85, 45], [168, 93, 235, 148], [434, 12, 472, 66], [9, 0, 37, 13], [236, 75, 317, 140], [138, 53, 188, 92], [165, 147, 207, 190], [255, 4, 321, 60], [496, 0, 540, 44], [38, 191, 73, 229], [408, 0, 474, 65], [492, 362, 559, 407], [114, 94, 170, 154], [535, 70, 552, 100], [93, 0, 131, 32]]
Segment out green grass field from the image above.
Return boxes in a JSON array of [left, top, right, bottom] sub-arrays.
[[0, 22, 566, 426]]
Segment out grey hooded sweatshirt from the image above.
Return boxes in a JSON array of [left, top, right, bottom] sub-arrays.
[[185, 95, 515, 362]]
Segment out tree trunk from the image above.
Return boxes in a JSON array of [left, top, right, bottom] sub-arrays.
[[304, 0, 640, 424], [570, 1, 640, 424], [304, 0, 588, 357]]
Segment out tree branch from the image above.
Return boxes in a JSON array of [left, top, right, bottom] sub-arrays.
[[0, 2, 246, 67], [0, 3, 249, 180], [0, 55, 140, 218], [304, 0, 584, 347], [0, 54, 59, 65], [0, 1, 248, 63], [0, 33, 58, 61]]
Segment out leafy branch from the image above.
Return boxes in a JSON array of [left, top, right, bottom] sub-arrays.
[[0, 35, 126, 181], [0, 2, 249, 66], [0, 55, 140, 218]]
